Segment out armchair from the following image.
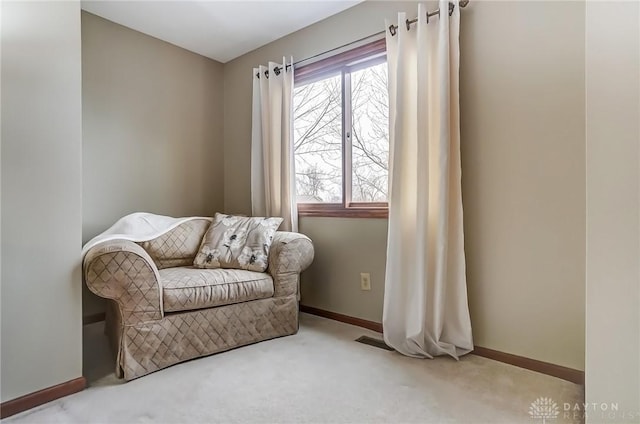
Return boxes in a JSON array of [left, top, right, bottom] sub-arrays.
[[84, 218, 313, 380]]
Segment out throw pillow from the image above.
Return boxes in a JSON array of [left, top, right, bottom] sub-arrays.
[[193, 213, 283, 272]]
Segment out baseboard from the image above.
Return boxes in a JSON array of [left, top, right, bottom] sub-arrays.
[[82, 312, 106, 325], [0, 377, 86, 419], [300, 305, 383, 333], [299, 305, 584, 385], [471, 346, 584, 385]]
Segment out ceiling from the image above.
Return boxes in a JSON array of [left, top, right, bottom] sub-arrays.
[[81, 1, 363, 63]]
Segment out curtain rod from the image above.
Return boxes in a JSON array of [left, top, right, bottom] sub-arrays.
[[256, 0, 469, 79], [388, 0, 469, 36], [256, 30, 383, 79]]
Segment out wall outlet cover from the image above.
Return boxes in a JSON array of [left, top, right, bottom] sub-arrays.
[[360, 272, 371, 291]]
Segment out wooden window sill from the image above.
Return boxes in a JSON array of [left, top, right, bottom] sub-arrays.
[[298, 204, 388, 219]]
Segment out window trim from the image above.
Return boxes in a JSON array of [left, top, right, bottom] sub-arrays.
[[297, 203, 388, 218], [294, 39, 387, 84], [294, 39, 389, 219]]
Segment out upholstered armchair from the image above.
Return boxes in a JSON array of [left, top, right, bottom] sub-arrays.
[[84, 218, 314, 380]]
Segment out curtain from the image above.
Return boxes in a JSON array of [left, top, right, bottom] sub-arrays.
[[251, 58, 297, 232], [383, 1, 473, 359]]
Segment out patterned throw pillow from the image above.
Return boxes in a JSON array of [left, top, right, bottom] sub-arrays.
[[193, 213, 283, 272]]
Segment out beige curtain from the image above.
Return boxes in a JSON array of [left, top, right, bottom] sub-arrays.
[[383, 1, 473, 359], [251, 58, 297, 232]]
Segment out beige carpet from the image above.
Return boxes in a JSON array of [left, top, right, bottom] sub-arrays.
[[6, 313, 583, 423]]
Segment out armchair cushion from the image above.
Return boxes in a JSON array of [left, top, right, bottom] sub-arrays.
[[193, 213, 282, 272], [138, 219, 211, 269], [160, 267, 274, 312]]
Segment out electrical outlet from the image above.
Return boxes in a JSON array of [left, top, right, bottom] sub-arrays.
[[360, 273, 371, 291]]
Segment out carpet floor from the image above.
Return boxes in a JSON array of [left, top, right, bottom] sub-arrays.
[[6, 313, 583, 423]]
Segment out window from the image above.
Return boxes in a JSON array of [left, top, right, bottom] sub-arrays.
[[293, 40, 389, 218]]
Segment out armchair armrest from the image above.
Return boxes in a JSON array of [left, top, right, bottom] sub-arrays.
[[268, 232, 314, 297], [83, 240, 163, 325]]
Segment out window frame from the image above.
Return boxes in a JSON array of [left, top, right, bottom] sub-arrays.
[[294, 39, 389, 219]]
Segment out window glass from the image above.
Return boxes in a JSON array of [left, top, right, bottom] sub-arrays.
[[350, 62, 389, 202], [293, 74, 342, 203], [292, 40, 389, 216]]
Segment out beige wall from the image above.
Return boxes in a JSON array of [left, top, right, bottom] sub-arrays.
[[81, 12, 225, 316], [299, 218, 388, 323], [585, 2, 639, 420], [1, 0, 83, 402], [223, 1, 586, 370], [460, 1, 585, 371]]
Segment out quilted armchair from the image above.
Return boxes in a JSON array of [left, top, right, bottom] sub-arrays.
[[83, 218, 314, 380]]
